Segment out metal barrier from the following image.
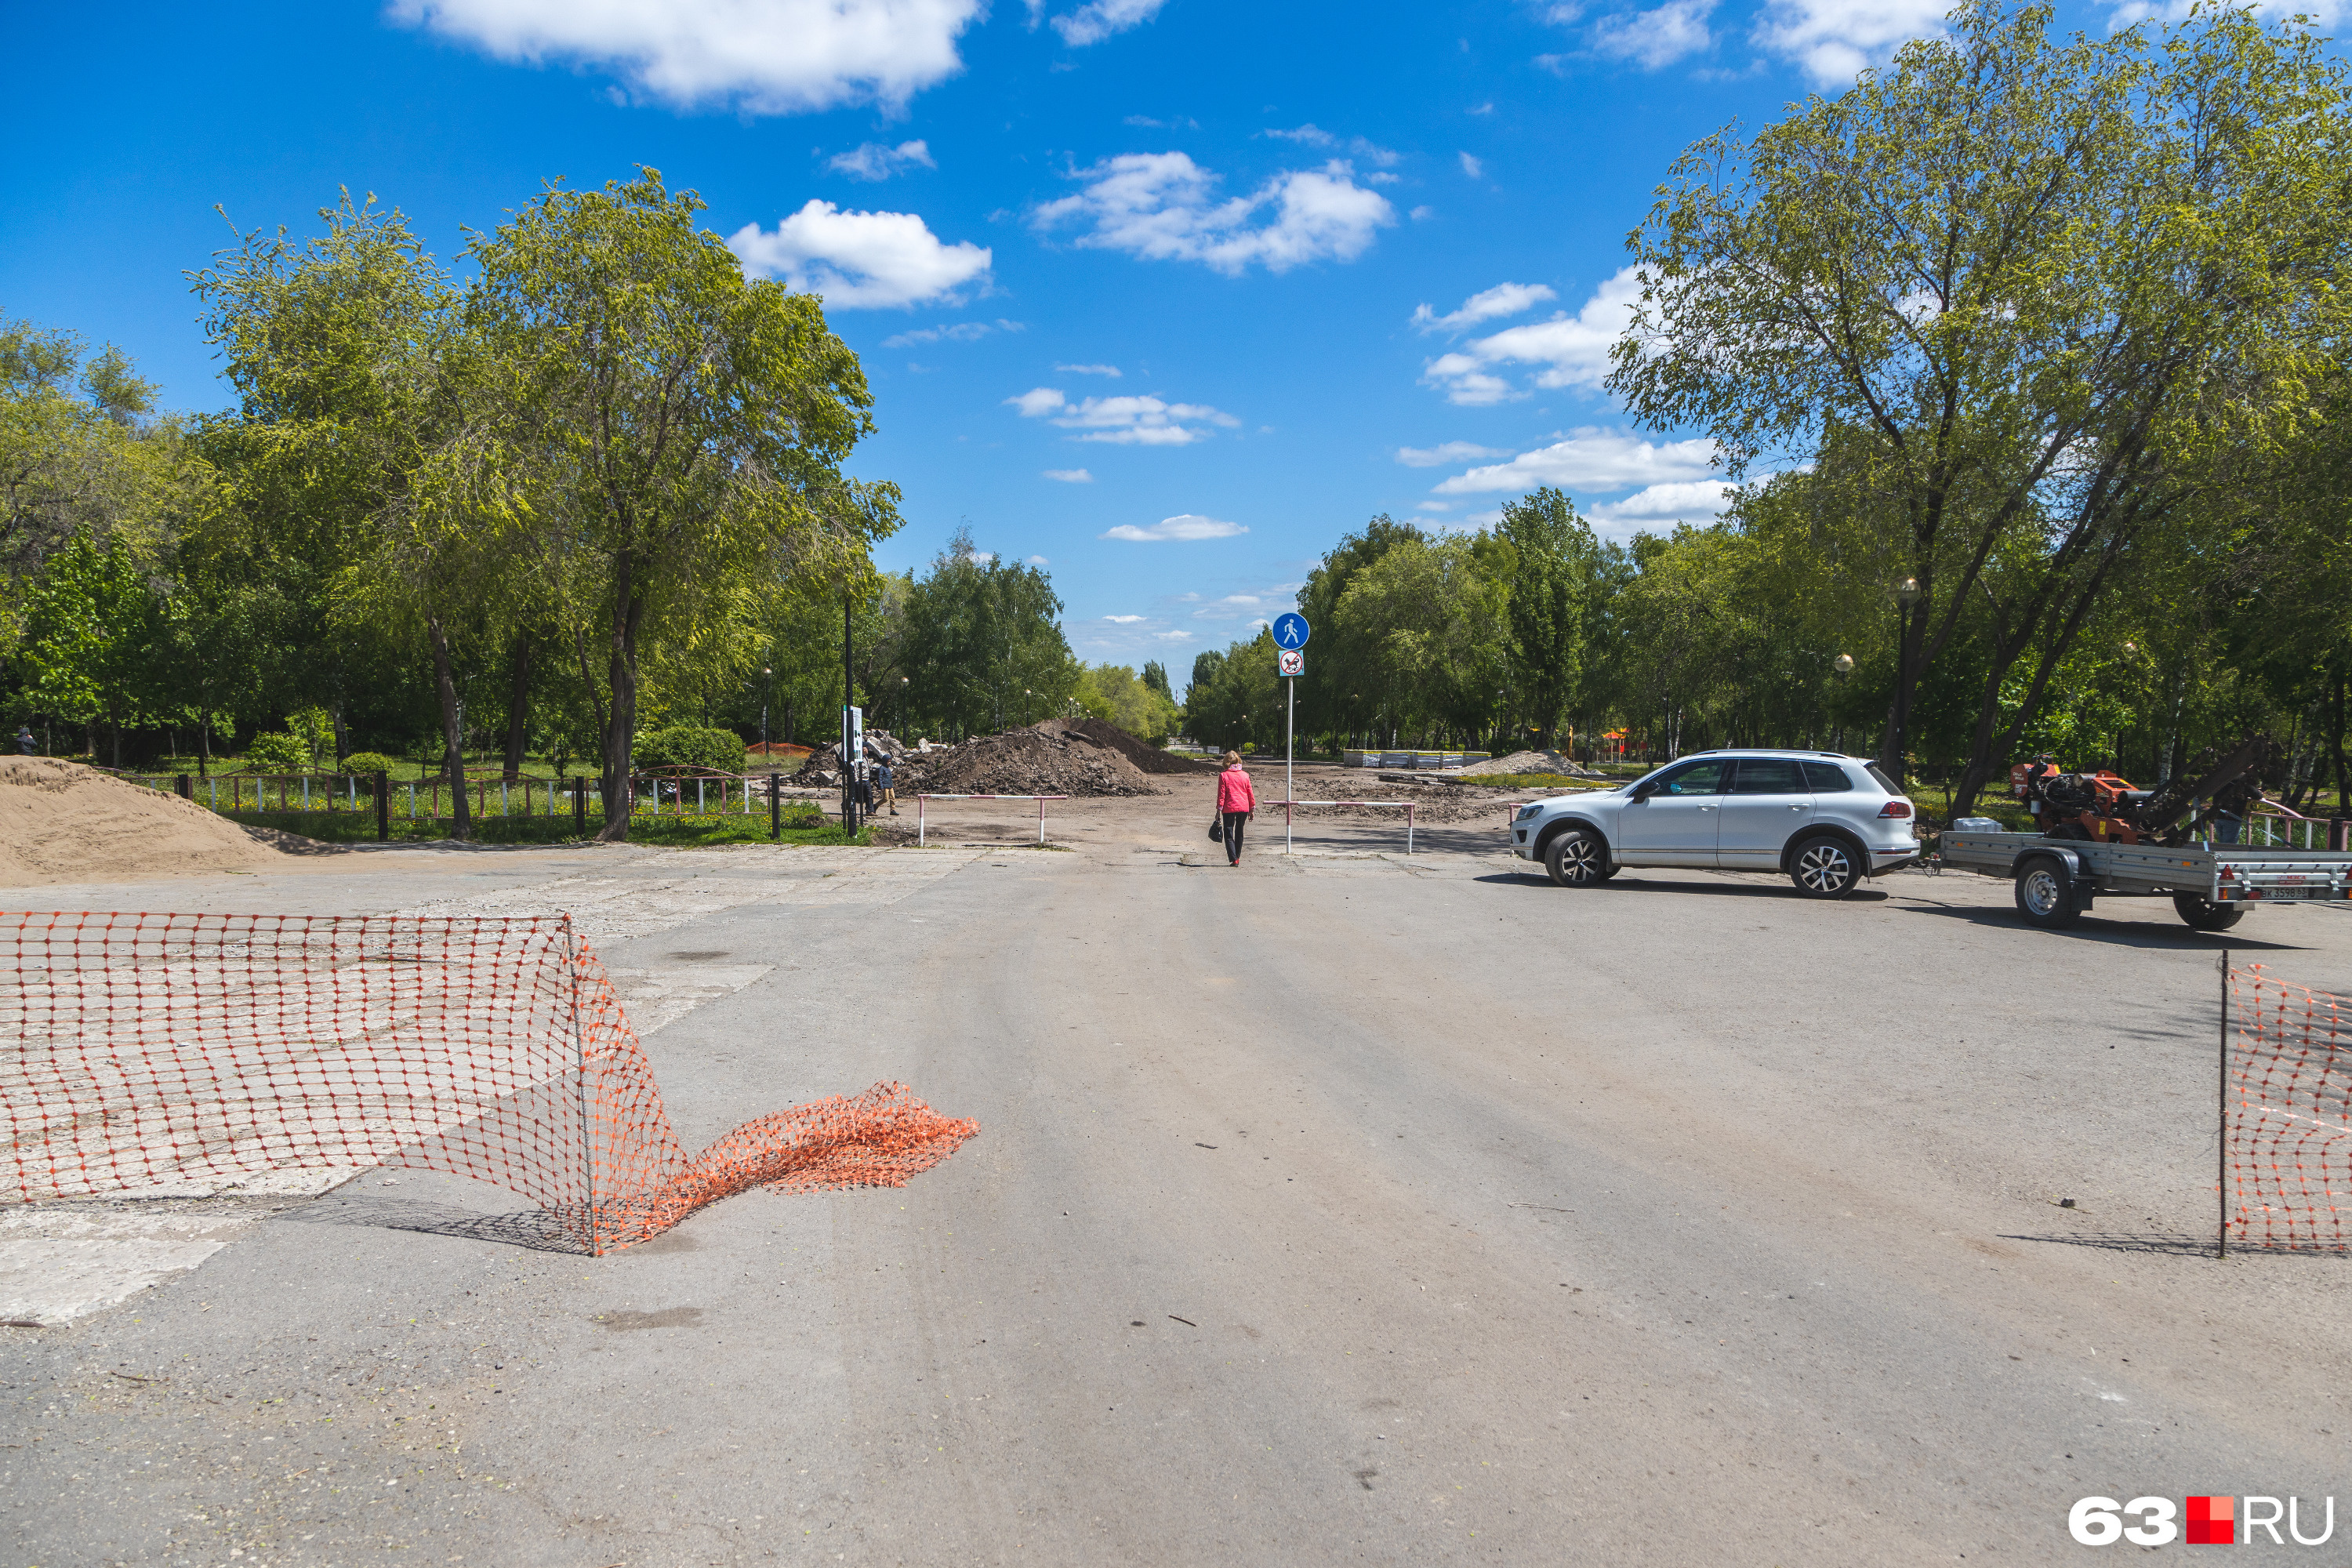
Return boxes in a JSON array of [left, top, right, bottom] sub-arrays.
[[914, 793, 1069, 846], [1268, 799, 1417, 855]]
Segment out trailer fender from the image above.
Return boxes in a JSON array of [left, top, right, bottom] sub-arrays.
[[2015, 845, 2092, 904]]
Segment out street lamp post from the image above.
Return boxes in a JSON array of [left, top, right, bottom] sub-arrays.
[[1831, 652, 1855, 753], [1890, 578, 1922, 786]]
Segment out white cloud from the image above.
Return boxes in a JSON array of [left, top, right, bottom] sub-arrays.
[[829, 140, 936, 180], [1007, 387, 1240, 445], [1048, 0, 1168, 45], [1420, 266, 1640, 404], [1416, 502, 1454, 512], [1103, 514, 1249, 541], [1584, 477, 1743, 530], [1409, 204, 1436, 221], [1192, 591, 1266, 615], [1396, 441, 1509, 467], [1152, 629, 1194, 641], [387, 0, 983, 115], [1034, 152, 1396, 276], [1261, 125, 1400, 167], [882, 318, 1022, 347], [1028, 554, 1050, 565], [1591, 0, 1716, 67], [1043, 466, 1095, 482], [1055, 362, 1122, 376], [1458, 151, 1484, 180], [1431, 428, 1719, 494], [1104, 613, 1145, 622], [729, 202, 990, 308], [968, 550, 996, 564], [1123, 112, 1200, 129], [1751, 0, 1947, 86], [1410, 281, 1557, 335]]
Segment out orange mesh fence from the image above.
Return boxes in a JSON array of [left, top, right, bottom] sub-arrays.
[[1, 912, 976, 1254], [2225, 962, 2352, 1252]]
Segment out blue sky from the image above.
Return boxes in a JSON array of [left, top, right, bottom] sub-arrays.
[[7, 0, 2131, 681]]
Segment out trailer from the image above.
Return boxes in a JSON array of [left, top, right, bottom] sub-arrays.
[[1939, 829, 2352, 931]]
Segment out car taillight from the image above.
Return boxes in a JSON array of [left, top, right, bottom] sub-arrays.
[[1878, 800, 1913, 818]]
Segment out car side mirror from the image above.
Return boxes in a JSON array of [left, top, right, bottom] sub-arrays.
[[1630, 782, 1656, 801]]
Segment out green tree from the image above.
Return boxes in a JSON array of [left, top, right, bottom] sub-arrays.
[[899, 528, 1076, 737], [1610, 2, 2352, 812], [1494, 488, 1595, 750], [1292, 514, 1425, 744], [467, 169, 897, 838], [1327, 532, 1512, 747]]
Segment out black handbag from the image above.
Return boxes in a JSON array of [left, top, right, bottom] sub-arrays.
[[1208, 815, 1225, 843]]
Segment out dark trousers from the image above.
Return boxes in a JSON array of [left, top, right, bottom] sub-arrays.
[[1221, 811, 1248, 862]]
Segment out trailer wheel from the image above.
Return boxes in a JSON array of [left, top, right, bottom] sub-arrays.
[[2172, 892, 2245, 931], [2014, 858, 2082, 929]]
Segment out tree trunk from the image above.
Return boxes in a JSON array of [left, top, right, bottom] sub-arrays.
[[2332, 662, 2349, 815], [332, 706, 349, 768], [426, 617, 472, 840], [598, 554, 647, 843], [503, 634, 534, 783]]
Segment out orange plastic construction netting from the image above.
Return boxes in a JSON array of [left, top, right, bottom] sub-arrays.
[[1, 912, 976, 1254], [2227, 962, 2352, 1251]]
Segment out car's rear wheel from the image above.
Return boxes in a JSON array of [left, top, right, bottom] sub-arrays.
[[1788, 834, 1861, 898], [2172, 891, 2245, 931], [2013, 858, 2082, 929], [1544, 827, 1608, 887]]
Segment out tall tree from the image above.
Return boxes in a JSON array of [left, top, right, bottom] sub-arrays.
[[1611, 2, 2352, 811], [469, 169, 896, 839], [1494, 487, 1595, 750], [899, 528, 1076, 737]]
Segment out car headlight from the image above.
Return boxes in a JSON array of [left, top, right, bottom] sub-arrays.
[[1514, 803, 1545, 822]]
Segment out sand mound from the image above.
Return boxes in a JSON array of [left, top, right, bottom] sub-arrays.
[[1454, 750, 1603, 779], [0, 759, 297, 887], [899, 726, 1159, 798]]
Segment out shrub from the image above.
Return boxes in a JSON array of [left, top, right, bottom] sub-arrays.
[[244, 731, 312, 775], [635, 725, 746, 774], [340, 751, 400, 776]]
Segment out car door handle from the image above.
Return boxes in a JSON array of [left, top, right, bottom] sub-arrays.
[[1791, 804, 1804, 811], [1697, 804, 1715, 811]]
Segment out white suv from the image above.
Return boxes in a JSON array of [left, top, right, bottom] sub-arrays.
[[1509, 750, 1920, 898]]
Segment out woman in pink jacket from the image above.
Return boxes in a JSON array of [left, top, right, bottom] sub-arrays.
[[1215, 751, 1256, 865]]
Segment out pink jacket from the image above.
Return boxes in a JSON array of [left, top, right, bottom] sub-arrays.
[[1217, 767, 1255, 814]]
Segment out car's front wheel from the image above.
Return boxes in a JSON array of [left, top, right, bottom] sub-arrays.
[[1544, 827, 1609, 887], [1788, 834, 1862, 898]]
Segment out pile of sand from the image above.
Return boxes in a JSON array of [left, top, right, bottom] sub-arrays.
[[1454, 750, 1603, 779], [0, 759, 298, 887]]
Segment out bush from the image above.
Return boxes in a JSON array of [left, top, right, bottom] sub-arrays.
[[635, 725, 746, 774], [340, 751, 400, 776], [244, 731, 312, 774]]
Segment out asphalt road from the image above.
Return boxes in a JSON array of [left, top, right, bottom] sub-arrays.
[[8, 811, 2352, 1566]]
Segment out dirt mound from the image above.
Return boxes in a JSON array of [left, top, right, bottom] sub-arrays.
[[1454, 749, 1602, 779], [898, 726, 1160, 798], [1033, 718, 1221, 775], [0, 758, 297, 887]]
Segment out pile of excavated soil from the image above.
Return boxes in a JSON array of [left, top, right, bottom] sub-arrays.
[[1033, 718, 1221, 775], [0, 759, 310, 887], [897, 725, 1160, 798]]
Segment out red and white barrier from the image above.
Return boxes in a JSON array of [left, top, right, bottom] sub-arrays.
[[1268, 799, 1417, 855], [914, 793, 1071, 845]]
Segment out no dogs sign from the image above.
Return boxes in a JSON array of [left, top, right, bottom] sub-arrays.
[[1277, 649, 1304, 677]]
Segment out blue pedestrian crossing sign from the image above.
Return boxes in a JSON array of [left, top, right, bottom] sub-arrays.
[[1272, 612, 1311, 650]]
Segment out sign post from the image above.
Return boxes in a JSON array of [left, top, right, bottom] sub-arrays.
[[1272, 614, 1311, 855]]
